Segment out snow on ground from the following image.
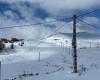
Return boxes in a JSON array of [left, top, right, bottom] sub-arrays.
[[0, 39, 100, 80], [44, 34, 100, 48]]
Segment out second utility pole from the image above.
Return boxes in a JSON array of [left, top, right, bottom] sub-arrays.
[[72, 15, 77, 73]]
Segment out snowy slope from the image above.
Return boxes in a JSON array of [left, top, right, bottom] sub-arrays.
[[0, 35, 100, 80], [44, 32, 100, 48], [58, 32, 100, 39], [1, 46, 100, 80]]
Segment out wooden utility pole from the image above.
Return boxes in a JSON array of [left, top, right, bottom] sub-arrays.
[[72, 15, 77, 73]]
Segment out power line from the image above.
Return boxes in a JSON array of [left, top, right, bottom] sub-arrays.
[[33, 23, 67, 47], [0, 17, 73, 30], [77, 18, 99, 28], [0, 8, 100, 30], [43, 23, 67, 39], [77, 8, 100, 17], [35, 23, 66, 47], [0, 20, 58, 30]]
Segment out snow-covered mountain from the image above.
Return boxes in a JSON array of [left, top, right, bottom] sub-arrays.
[[44, 32, 100, 48], [56, 32, 100, 39]]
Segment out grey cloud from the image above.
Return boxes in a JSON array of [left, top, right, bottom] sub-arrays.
[[0, 0, 99, 39]]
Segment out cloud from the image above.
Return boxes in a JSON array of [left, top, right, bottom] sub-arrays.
[[83, 17, 100, 25], [0, 0, 99, 40], [0, 0, 100, 17], [77, 17, 100, 33]]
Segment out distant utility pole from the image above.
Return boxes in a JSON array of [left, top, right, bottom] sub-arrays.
[[39, 52, 41, 62], [29, 41, 32, 51], [72, 15, 77, 73], [97, 40, 99, 48], [89, 42, 92, 48]]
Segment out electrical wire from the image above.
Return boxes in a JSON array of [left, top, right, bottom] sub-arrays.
[[77, 18, 99, 28], [0, 17, 73, 30], [33, 23, 67, 47], [0, 20, 58, 30], [77, 8, 100, 17], [0, 8, 100, 30]]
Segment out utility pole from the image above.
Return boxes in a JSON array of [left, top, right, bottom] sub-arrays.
[[89, 42, 92, 48], [97, 40, 99, 48], [72, 15, 77, 73], [39, 52, 41, 62], [66, 40, 67, 52], [29, 41, 32, 51]]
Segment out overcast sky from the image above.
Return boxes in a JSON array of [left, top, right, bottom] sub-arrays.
[[0, 0, 100, 39]]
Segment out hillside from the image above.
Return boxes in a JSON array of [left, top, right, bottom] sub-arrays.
[[57, 32, 100, 39], [0, 40, 100, 80]]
